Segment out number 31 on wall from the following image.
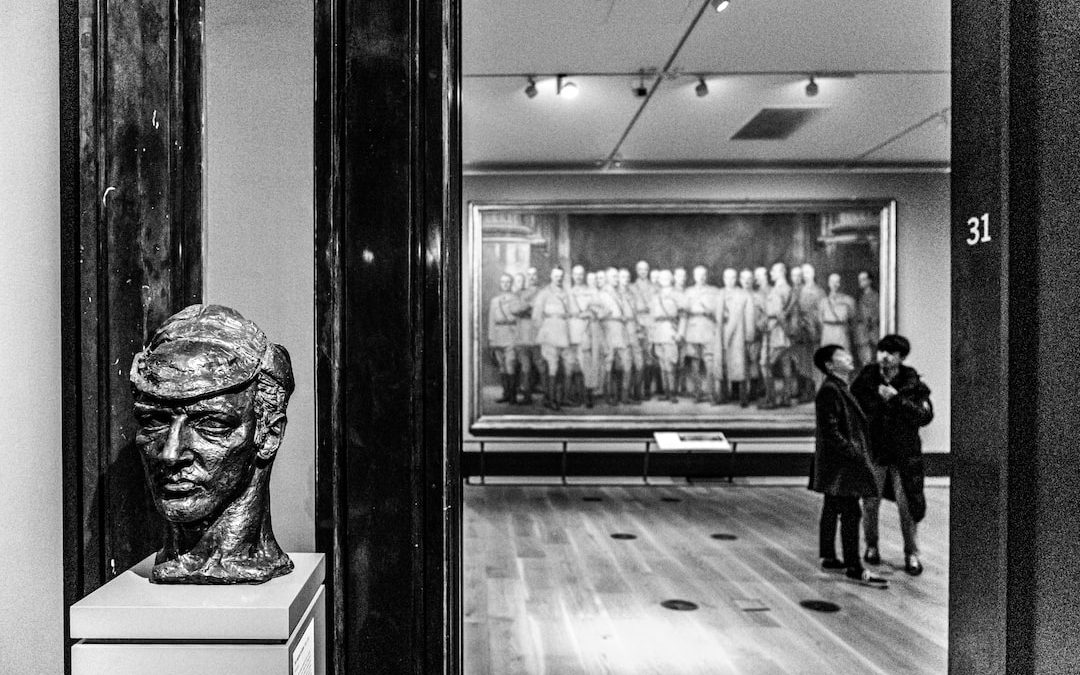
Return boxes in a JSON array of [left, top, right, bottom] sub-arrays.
[[967, 212, 989, 245], [966, 213, 991, 245]]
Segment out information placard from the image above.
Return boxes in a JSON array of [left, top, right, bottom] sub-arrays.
[[292, 618, 315, 675]]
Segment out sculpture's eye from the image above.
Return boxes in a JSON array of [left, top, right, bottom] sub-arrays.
[[135, 412, 171, 434], [192, 416, 233, 437]]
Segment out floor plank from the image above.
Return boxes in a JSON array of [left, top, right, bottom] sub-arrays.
[[464, 484, 949, 674]]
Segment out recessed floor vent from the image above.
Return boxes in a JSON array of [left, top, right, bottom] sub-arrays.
[[731, 107, 825, 140]]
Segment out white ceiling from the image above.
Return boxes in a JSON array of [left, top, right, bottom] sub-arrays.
[[462, 0, 951, 171]]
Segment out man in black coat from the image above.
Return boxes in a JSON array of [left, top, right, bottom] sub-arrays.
[[851, 334, 934, 576], [810, 344, 887, 586]]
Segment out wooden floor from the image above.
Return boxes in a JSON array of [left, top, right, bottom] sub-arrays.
[[463, 483, 949, 675]]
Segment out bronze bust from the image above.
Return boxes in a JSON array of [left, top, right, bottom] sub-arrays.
[[130, 304, 295, 584]]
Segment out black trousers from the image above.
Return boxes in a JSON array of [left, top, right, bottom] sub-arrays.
[[819, 495, 863, 568]]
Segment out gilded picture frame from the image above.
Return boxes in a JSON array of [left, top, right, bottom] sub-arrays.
[[466, 200, 896, 434]]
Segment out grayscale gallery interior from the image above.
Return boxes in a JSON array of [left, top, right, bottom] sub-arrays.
[[4, 0, 1080, 674]]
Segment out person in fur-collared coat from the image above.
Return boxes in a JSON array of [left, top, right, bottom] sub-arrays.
[[809, 344, 886, 586], [851, 333, 934, 576]]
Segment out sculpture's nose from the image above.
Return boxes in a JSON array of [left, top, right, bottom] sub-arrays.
[[160, 415, 188, 465]]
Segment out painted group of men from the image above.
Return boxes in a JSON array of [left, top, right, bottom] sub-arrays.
[[486, 260, 879, 411]]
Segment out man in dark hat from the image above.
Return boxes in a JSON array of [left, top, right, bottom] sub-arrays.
[[851, 333, 934, 576], [130, 304, 295, 584]]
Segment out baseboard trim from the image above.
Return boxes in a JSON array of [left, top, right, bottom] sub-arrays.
[[462, 451, 952, 480]]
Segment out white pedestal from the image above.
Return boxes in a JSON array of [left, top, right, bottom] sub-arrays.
[[71, 553, 325, 675]]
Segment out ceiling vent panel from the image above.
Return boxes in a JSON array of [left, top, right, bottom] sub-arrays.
[[731, 107, 826, 140]]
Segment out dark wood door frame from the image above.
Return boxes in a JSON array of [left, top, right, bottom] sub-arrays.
[[313, 0, 461, 672], [59, 0, 205, 671]]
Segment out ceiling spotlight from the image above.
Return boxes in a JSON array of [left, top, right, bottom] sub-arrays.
[[524, 77, 537, 99], [695, 77, 709, 98], [805, 76, 819, 97], [557, 74, 578, 99], [712, 0, 731, 12], [633, 70, 648, 98]]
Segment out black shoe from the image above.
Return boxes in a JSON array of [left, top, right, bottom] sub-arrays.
[[820, 558, 846, 571], [846, 567, 888, 587], [905, 554, 923, 576], [863, 546, 881, 565]]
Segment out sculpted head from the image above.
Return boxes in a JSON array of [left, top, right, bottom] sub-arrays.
[[769, 262, 787, 285], [130, 304, 295, 583], [549, 266, 564, 287], [754, 266, 769, 288], [571, 264, 585, 286], [605, 267, 619, 289], [790, 264, 804, 286]]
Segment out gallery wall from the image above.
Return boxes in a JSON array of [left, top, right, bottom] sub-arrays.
[[0, 5, 64, 672], [205, 0, 316, 552], [463, 171, 951, 454]]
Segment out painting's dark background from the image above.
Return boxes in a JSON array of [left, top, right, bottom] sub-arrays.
[[570, 212, 875, 286]]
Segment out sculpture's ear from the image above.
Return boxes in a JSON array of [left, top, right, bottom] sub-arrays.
[[257, 412, 287, 461]]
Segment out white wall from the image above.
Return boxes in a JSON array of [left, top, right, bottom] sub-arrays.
[[205, 0, 316, 552], [463, 171, 951, 454], [0, 3, 65, 672]]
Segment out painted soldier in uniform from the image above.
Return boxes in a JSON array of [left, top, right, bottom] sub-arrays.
[[632, 260, 660, 400], [567, 264, 599, 408], [532, 267, 576, 410], [594, 267, 632, 405], [743, 267, 766, 403], [854, 270, 880, 368], [760, 262, 796, 409], [793, 263, 826, 401], [649, 269, 682, 403], [512, 271, 536, 404], [819, 272, 857, 352], [717, 268, 756, 407], [590, 270, 611, 402], [487, 272, 523, 404], [618, 268, 645, 404], [679, 265, 719, 403], [672, 266, 689, 397]]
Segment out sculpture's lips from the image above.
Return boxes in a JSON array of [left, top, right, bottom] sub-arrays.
[[162, 480, 200, 495]]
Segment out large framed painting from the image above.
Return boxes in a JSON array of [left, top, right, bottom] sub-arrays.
[[465, 200, 896, 434]]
